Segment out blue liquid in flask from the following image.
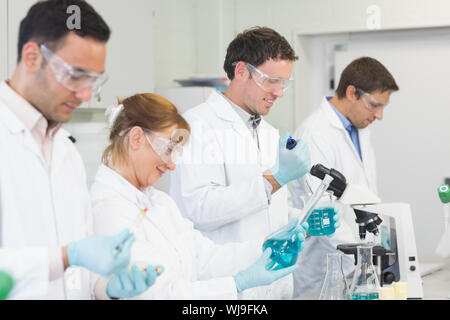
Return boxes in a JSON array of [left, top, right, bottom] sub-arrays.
[[262, 231, 301, 270], [307, 207, 336, 236], [350, 292, 379, 300]]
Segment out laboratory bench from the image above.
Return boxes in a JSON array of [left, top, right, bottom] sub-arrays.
[[296, 260, 450, 300], [421, 261, 450, 300]]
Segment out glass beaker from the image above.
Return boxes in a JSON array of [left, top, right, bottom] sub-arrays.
[[319, 252, 349, 300], [307, 191, 337, 236], [348, 245, 380, 300], [262, 223, 302, 270]]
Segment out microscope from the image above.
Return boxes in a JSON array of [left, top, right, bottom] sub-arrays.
[[309, 164, 424, 299]]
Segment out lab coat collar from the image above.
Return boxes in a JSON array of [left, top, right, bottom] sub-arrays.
[[208, 90, 269, 137], [0, 81, 70, 171], [208, 90, 241, 123], [207, 91, 252, 137], [0, 82, 28, 134], [0, 81, 63, 137], [0, 99, 73, 172], [321, 96, 348, 131], [321, 96, 370, 137], [94, 163, 154, 210], [0, 93, 49, 169], [321, 96, 371, 168]]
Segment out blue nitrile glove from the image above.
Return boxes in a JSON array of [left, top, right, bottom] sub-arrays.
[[285, 217, 309, 243], [326, 206, 341, 238], [306, 206, 341, 238], [264, 218, 309, 270], [233, 248, 298, 293], [68, 229, 135, 278], [270, 133, 311, 187], [265, 217, 309, 247], [106, 265, 164, 299]]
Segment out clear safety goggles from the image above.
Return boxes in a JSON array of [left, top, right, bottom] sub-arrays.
[[232, 62, 293, 93], [40, 44, 108, 98], [356, 88, 388, 111], [144, 130, 184, 165]]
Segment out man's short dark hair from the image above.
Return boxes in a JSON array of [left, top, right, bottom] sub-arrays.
[[17, 0, 110, 63], [223, 26, 298, 80], [335, 57, 399, 98]]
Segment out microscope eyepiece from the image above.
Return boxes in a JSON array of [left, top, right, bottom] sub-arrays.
[[309, 164, 347, 198]]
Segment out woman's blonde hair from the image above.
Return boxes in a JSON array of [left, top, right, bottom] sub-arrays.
[[102, 93, 190, 166]]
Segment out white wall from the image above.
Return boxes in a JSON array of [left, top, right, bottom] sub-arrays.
[[0, 0, 8, 80], [87, 0, 155, 108], [6, 0, 36, 76], [152, 0, 198, 89]]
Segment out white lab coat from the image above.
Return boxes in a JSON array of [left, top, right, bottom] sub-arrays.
[[170, 90, 293, 299], [290, 96, 378, 298], [0, 99, 92, 299], [90, 164, 263, 300]]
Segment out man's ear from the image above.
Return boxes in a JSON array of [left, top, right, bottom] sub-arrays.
[[20, 42, 43, 73], [233, 61, 250, 80], [345, 85, 358, 102]]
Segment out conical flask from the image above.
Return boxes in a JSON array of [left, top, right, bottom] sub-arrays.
[[319, 252, 349, 300], [348, 245, 380, 300], [262, 222, 301, 270]]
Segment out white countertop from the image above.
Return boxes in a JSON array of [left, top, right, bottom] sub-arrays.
[[296, 260, 450, 300], [421, 261, 450, 300]]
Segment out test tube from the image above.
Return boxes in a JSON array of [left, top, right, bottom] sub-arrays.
[[129, 208, 148, 234], [114, 208, 148, 254]]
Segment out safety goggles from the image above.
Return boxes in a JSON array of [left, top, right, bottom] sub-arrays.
[[356, 88, 388, 111], [232, 62, 293, 93], [144, 130, 184, 165], [40, 44, 108, 98]]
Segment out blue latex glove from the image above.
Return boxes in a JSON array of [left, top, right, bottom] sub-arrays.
[[306, 206, 341, 238], [270, 133, 311, 187], [290, 219, 309, 249], [106, 265, 164, 299], [233, 248, 298, 293], [327, 207, 341, 238], [264, 218, 309, 270], [67, 229, 135, 278], [264, 217, 309, 246]]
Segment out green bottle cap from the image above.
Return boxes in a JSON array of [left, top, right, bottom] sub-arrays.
[[438, 184, 450, 204], [0, 271, 14, 300]]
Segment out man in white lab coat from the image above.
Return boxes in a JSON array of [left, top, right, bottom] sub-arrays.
[[0, 0, 151, 300], [291, 57, 399, 298], [170, 27, 311, 299]]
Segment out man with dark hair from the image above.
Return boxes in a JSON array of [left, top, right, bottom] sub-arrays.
[[290, 56, 399, 298], [0, 0, 158, 299], [171, 27, 313, 299]]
